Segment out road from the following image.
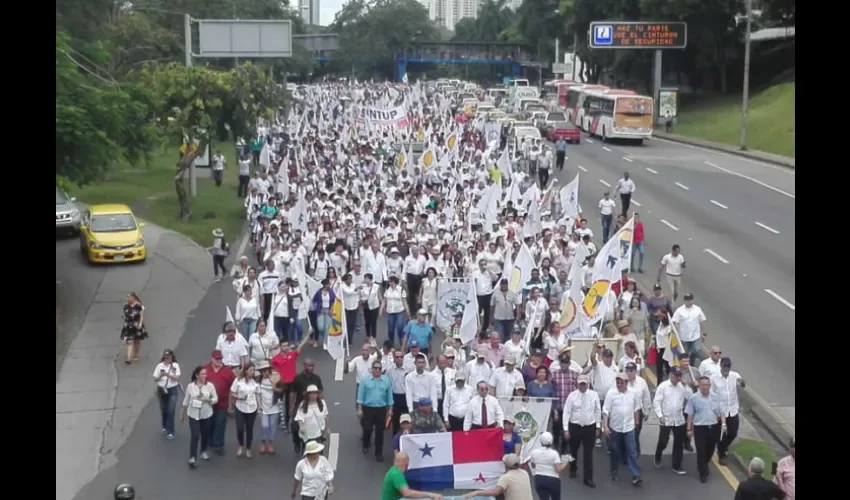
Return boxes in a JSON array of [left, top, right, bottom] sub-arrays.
[[555, 135, 795, 428], [71, 237, 734, 500]]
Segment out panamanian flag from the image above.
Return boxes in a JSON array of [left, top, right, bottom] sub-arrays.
[[400, 428, 505, 490]]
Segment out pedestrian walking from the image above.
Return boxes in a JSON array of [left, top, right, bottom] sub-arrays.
[[292, 440, 335, 500], [180, 365, 217, 468], [152, 349, 181, 440], [652, 367, 691, 474], [121, 293, 148, 364], [203, 350, 234, 455], [210, 228, 229, 281], [686, 376, 723, 482], [357, 359, 393, 462], [615, 172, 635, 217], [230, 362, 260, 458], [530, 432, 566, 500]]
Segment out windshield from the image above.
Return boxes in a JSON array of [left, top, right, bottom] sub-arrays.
[[56, 188, 69, 205], [515, 128, 540, 139], [547, 112, 566, 121], [555, 122, 571, 128], [90, 214, 137, 233]]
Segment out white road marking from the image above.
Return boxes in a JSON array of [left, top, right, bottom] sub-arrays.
[[329, 432, 340, 470], [623, 157, 633, 162], [631, 200, 642, 207], [703, 248, 730, 264], [646, 168, 658, 175], [586, 138, 595, 144], [599, 179, 611, 187], [755, 221, 780, 234], [710, 200, 729, 210], [764, 289, 795, 310], [334, 357, 344, 381], [602, 146, 612, 152], [578, 165, 588, 172], [675, 182, 690, 191], [705, 161, 795, 199], [660, 219, 680, 231]]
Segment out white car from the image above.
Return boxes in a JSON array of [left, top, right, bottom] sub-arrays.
[[512, 126, 541, 148], [56, 186, 81, 235]]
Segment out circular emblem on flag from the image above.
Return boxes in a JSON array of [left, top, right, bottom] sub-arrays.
[[619, 228, 633, 260], [487, 129, 499, 142], [582, 280, 610, 318], [396, 152, 406, 169], [422, 150, 435, 168], [514, 410, 539, 444], [559, 297, 578, 328], [447, 134, 457, 151], [509, 266, 523, 291], [328, 299, 344, 337], [437, 287, 467, 327], [417, 129, 425, 141]]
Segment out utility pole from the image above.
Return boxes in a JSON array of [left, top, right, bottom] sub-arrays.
[[184, 13, 197, 197], [571, 32, 578, 81], [739, 0, 753, 150]]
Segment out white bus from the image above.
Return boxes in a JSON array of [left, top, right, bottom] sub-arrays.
[[582, 91, 654, 143], [565, 85, 608, 125]]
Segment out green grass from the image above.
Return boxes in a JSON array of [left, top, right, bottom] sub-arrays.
[[74, 143, 247, 245], [731, 438, 777, 480], [669, 82, 795, 158]]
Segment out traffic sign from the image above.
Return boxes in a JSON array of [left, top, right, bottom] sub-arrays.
[[589, 21, 687, 49], [552, 63, 567, 74]]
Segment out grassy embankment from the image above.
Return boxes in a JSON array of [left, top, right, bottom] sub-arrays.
[[671, 82, 795, 158], [730, 438, 779, 480], [74, 143, 246, 245]]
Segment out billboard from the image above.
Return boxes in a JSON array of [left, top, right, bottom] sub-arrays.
[[590, 22, 687, 49], [198, 20, 293, 58]]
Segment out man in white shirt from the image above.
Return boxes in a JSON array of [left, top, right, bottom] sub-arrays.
[[672, 293, 707, 365], [404, 354, 438, 411], [347, 343, 378, 404], [430, 355, 456, 418], [211, 150, 226, 187], [403, 246, 427, 312], [472, 259, 497, 331], [563, 375, 601, 487], [602, 373, 642, 486], [652, 367, 691, 473], [698, 346, 723, 378], [465, 348, 494, 386], [339, 273, 361, 346], [710, 357, 745, 466], [658, 244, 685, 302], [488, 356, 523, 398], [258, 260, 281, 317], [614, 172, 636, 216], [385, 350, 412, 435], [443, 373, 474, 431], [237, 155, 251, 197], [624, 362, 652, 457], [463, 381, 504, 431], [598, 192, 616, 243]]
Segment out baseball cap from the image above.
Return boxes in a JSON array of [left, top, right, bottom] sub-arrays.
[[539, 432, 553, 446], [616, 372, 629, 381], [578, 375, 589, 385], [625, 362, 637, 371], [653, 283, 662, 291], [454, 373, 466, 381], [503, 453, 521, 467], [399, 414, 412, 423], [409, 339, 420, 348], [684, 292, 694, 301], [418, 397, 433, 406], [444, 347, 456, 358], [504, 356, 516, 365], [417, 308, 428, 315], [602, 349, 614, 357], [476, 348, 487, 358], [531, 348, 543, 357], [720, 357, 732, 367], [211, 350, 223, 360], [670, 367, 682, 376]]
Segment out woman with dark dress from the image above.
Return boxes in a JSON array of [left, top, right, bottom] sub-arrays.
[[121, 293, 148, 364]]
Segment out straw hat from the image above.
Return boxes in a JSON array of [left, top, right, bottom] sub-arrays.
[[303, 440, 325, 455], [212, 228, 224, 237]]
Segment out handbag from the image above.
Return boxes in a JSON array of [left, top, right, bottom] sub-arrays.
[[647, 344, 658, 365]]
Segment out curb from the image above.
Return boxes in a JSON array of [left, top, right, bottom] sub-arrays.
[[651, 133, 795, 169]]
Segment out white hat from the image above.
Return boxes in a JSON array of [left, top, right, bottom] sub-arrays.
[[399, 414, 413, 424], [390, 247, 400, 253], [306, 384, 320, 393], [212, 228, 224, 237], [539, 432, 554, 446], [303, 440, 325, 455]]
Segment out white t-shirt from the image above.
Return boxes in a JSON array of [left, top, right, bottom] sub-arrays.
[[384, 286, 407, 314], [259, 378, 281, 414], [294, 402, 329, 440], [230, 378, 259, 413], [598, 198, 616, 215], [294, 456, 334, 497], [661, 253, 685, 276], [530, 447, 563, 478], [238, 159, 251, 176]]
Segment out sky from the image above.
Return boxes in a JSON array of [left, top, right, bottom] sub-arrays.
[[320, 0, 345, 26]]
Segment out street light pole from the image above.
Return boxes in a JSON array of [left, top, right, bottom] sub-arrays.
[[739, 0, 753, 151]]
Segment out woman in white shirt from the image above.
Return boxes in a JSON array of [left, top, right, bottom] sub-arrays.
[[380, 276, 408, 345], [230, 363, 261, 458], [292, 440, 335, 500], [152, 349, 181, 440], [248, 319, 280, 368], [543, 324, 568, 366], [180, 365, 218, 467], [272, 281, 290, 343], [293, 384, 330, 452], [360, 273, 381, 340], [257, 362, 284, 454], [530, 432, 566, 500], [418, 267, 439, 324], [288, 277, 305, 343], [235, 284, 261, 337], [652, 314, 672, 380]]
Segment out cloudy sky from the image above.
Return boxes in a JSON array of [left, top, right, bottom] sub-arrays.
[[319, 0, 345, 26]]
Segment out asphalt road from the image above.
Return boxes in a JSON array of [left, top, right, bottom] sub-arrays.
[[555, 135, 795, 423]]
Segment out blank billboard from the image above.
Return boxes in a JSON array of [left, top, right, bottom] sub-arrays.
[[198, 20, 293, 58]]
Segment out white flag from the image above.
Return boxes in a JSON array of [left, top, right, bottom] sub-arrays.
[[582, 218, 634, 324], [523, 198, 542, 237], [508, 244, 536, 294], [559, 173, 580, 220], [559, 244, 590, 338], [499, 397, 554, 464], [459, 279, 479, 345]]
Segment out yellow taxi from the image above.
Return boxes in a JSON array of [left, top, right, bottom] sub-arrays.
[[79, 204, 147, 264]]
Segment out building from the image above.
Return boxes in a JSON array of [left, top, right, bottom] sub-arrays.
[[419, 0, 480, 31], [299, 0, 320, 26]]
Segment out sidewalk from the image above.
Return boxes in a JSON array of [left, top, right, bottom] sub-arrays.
[[652, 130, 795, 169], [55, 222, 214, 500]]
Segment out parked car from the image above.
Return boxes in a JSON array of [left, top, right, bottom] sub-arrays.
[[56, 186, 81, 236], [79, 204, 147, 264], [547, 122, 581, 143]]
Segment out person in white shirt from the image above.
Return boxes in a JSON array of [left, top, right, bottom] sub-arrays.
[[624, 362, 652, 457], [472, 259, 498, 331], [180, 365, 218, 467], [418, 267, 439, 324], [216, 322, 249, 372], [294, 384, 330, 453], [381, 276, 409, 344], [658, 244, 686, 302], [235, 284, 261, 337], [602, 373, 642, 485], [340, 273, 362, 346], [443, 373, 474, 431], [614, 172, 635, 216], [652, 367, 692, 473], [237, 155, 251, 197], [488, 356, 524, 398], [404, 354, 438, 411], [258, 259, 281, 316], [153, 349, 181, 439], [463, 381, 505, 431], [348, 343, 379, 400], [248, 319, 280, 368], [597, 192, 616, 243], [257, 361, 283, 454], [710, 357, 745, 466], [698, 346, 723, 379], [586, 346, 617, 419], [230, 363, 261, 458], [211, 150, 225, 186], [292, 440, 335, 499], [465, 348, 494, 386], [403, 246, 427, 311], [563, 375, 601, 487], [503, 330, 526, 362], [271, 281, 291, 343], [672, 293, 707, 364], [530, 432, 566, 500], [431, 355, 456, 417], [385, 348, 412, 434], [360, 273, 382, 340]]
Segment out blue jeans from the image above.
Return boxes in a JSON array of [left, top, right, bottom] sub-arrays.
[[188, 417, 212, 459], [157, 387, 179, 435], [608, 430, 641, 479], [241, 318, 257, 338], [387, 312, 405, 344], [210, 407, 228, 449], [274, 316, 290, 343], [260, 412, 280, 442], [290, 318, 304, 343], [601, 214, 613, 243], [493, 319, 514, 340], [316, 312, 331, 345], [682, 339, 703, 365], [631, 242, 645, 270]]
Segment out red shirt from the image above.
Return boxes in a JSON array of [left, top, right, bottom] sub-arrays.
[[271, 351, 299, 384], [611, 277, 632, 297], [633, 222, 645, 244], [204, 363, 235, 409]]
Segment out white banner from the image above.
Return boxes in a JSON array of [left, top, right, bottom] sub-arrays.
[[484, 122, 502, 145], [436, 279, 471, 328], [499, 397, 554, 464], [354, 105, 410, 127]]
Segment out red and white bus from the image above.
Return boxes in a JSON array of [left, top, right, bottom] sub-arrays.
[[567, 85, 609, 127], [582, 91, 654, 143], [578, 89, 636, 131]]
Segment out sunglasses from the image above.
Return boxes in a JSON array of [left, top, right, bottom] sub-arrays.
[[712, 351, 722, 355]]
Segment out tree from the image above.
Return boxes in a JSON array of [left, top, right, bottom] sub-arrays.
[[56, 31, 159, 187], [134, 62, 285, 219]]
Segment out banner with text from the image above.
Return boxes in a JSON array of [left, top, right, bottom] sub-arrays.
[[354, 104, 410, 127]]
